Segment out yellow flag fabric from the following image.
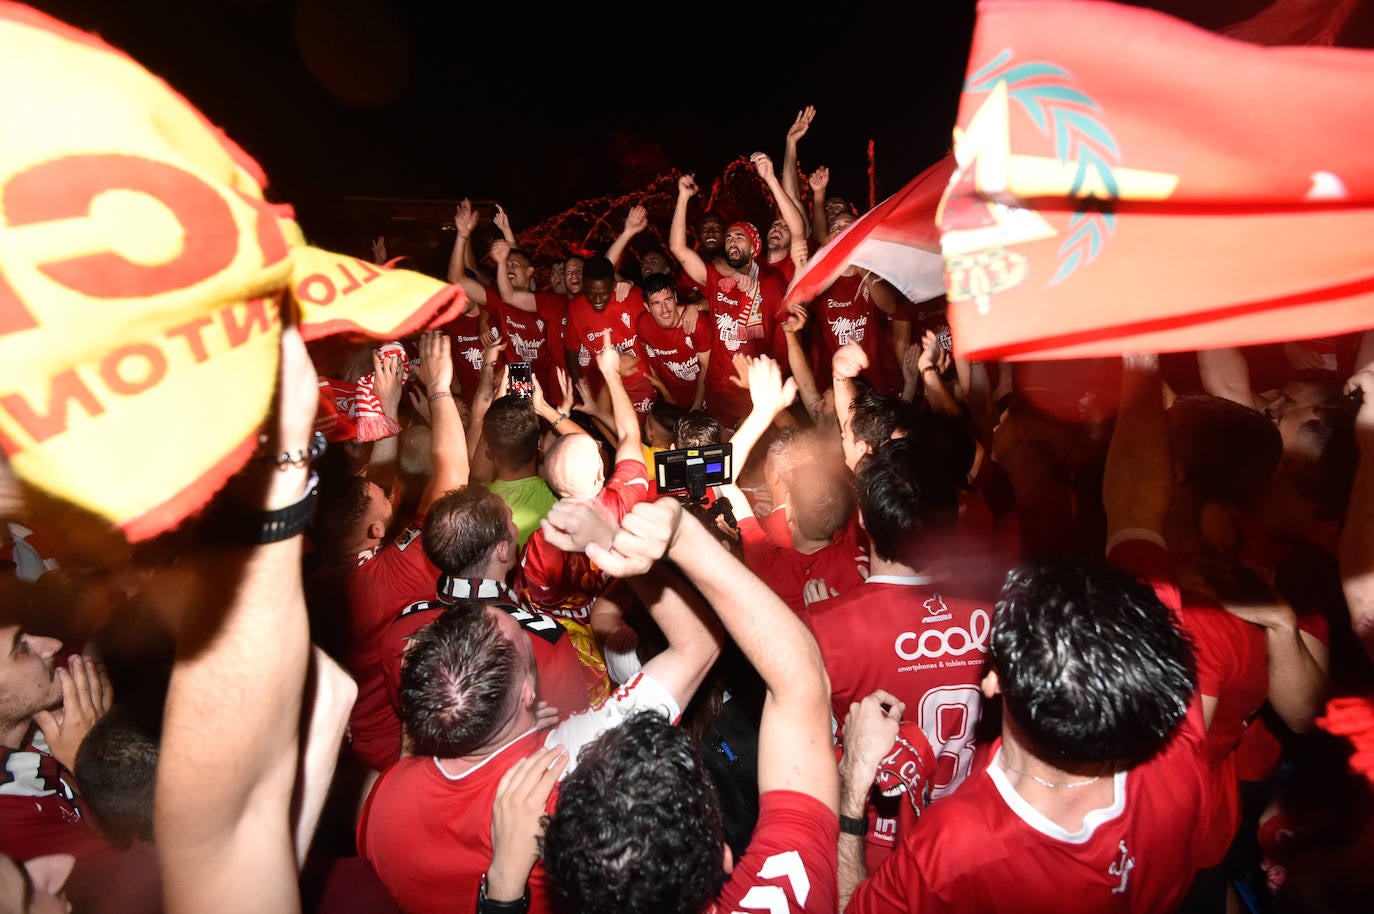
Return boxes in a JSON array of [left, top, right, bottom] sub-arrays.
[[0, 3, 468, 540]]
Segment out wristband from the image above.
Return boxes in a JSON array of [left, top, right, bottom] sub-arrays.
[[838, 814, 867, 836], [429, 390, 454, 402], [554, 410, 570, 424], [477, 874, 530, 914], [254, 471, 319, 544], [921, 366, 940, 375]]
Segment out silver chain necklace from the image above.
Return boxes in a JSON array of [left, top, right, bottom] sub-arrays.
[[1000, 756, 1103, 789]]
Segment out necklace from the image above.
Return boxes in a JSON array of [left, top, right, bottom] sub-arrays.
[[999, 756, 1104, 789]]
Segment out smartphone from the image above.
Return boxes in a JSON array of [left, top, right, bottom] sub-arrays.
[[508, 361, 534, 398]]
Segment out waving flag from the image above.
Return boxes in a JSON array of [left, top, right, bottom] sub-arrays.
[[939, 0, 1374, 362], [785, 154, 953, 308], [0, 2, 468, 540]]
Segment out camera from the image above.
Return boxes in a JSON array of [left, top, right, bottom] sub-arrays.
[[654, 444, 732, 499], [508, 361, 533, 398]]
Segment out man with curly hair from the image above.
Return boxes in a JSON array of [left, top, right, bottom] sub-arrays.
[[536, 494, 841, 914]]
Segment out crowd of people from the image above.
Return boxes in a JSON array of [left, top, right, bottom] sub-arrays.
[[5, 71, 1374, 914]]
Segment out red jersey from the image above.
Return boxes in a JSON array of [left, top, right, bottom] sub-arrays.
[[636, 310, 708, 408], [358, 673, 680, 914], [564, 290, 656, 414], [488, 287, 567, 395], [700, 263, 787, 429], [848, 704, 1210, 914], [439, 309, 485, 399], [814, 271, 888, 392], [517, 460, 650, 625], [705, 791, 839, 914], [337, 519, 441, 771], [380, 579, 596, 726], [0, 742, 114, 863], [736, 514, 869, 617], [805, 576, 991, 800]]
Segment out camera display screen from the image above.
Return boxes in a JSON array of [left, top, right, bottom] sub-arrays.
[[655, 444, 732, 495]]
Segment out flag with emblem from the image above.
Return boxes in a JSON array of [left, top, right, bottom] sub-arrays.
[[939, 0, 1374, 361]]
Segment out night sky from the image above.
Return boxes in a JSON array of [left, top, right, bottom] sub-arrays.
[[24, 0, 1374, 257]]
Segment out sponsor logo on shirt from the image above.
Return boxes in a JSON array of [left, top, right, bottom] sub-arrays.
[[922, 593, 952, 624], [828, 314, 868, 345], [894, 608, 990, 661]]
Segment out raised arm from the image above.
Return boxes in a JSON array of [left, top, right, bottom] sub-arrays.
[[808, 165, 832, 247], [669, 173, 709, 288], [491, 239, 538, 314], [594, 331, 645, 468], [1103, 352, 1171, 544], [156, 323, 318, 914], [605, 204, 649, 276], [588, 499, 838, 808], [1196, 346, 1263, 411], [780, 306, 824, 421], [415, 330, 469, 513], [447, 200, 490, 306], [364, 347, 405, 494], [781, 105, 815, 231], [1341, 368, 1374, 659], [539, 498, 723, 710], [751, 151, 809, 274], [715, 356, 798, 524]]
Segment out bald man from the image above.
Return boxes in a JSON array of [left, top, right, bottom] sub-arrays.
[[517, 338, 649, 698]]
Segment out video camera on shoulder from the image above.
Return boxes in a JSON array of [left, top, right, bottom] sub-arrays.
[[654, 444, 732, 504]]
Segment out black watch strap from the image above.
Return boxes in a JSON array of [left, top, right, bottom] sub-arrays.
[[256, 472, 319, 544]]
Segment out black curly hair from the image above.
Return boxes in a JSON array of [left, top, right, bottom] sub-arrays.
[[542, 711, 727, 914]]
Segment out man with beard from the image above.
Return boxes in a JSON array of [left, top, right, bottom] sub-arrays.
[[669, 154, 801, 432]]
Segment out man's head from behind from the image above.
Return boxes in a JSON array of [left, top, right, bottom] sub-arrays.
[[989, 560, 1196, 769], [423, 485, 518, 578], [543, 711, 726, 914], [769, 428, 856, 543], [484, 395, 541, 473], [675, 410, 722, 449], [74, 703, 160, 848], [399, 603, 532, 758], [856, 437, 959, 565], [542, 433, 606, 498]]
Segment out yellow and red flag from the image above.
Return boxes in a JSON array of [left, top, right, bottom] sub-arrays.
[[939, 0, 1374, 362], [0, 3, 467, 540]]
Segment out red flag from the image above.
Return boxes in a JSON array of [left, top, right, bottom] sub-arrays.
[[785, 154, 953, 308], [1222, 0, 1363, 46], [939, 0, 1374, 362]]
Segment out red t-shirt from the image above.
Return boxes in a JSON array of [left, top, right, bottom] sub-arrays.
[[0, 743, 114, 863], [488, 287, 567, 395], [517, 460, 650, 625], [705, 791, 839, 914], [806, 576, 991, 801], [636, 310, 708, 408], [563, 289, 656, 413], [736, 514, 869, 617], [338, 519, 442, 771], [358, 673, 680, 914], [700, 262, 788, 429], [439, 310, 485, 400], [814, 271, 888, 391], [848, 706, 1210, 914]]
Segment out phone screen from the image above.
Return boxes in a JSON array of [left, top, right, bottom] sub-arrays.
[[509, 361, 533, 398]]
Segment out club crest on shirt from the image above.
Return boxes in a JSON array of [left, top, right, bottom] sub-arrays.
[[620, 312, 631, 329], [922, 593, 952, 624]]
